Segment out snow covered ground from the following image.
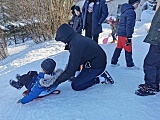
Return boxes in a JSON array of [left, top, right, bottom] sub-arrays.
[[0, 10, 159, 120]]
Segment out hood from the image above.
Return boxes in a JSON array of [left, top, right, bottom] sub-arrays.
[[55, 23, 76, 44], [39, 68, 63, 87], [121, 3, 134, 14]]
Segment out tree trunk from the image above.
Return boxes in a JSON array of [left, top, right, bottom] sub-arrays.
[[0, 31, 8, 60]]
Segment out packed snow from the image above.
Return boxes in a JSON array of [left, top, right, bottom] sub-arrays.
[[0, 10, 159, 120]]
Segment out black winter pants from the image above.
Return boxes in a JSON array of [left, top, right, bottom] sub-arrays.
[[85, 26, 99, 43], [144, 44, 160, 89]]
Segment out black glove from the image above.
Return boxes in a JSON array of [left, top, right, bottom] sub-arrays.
[[47, 81, 59, 92], [126, 38, 132, 46]]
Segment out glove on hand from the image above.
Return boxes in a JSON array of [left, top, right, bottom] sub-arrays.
[[126, 38, 132, 46], [47, 81, 59, 92]]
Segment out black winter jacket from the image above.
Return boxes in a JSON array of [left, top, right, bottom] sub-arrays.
[[71, 14, 83, 34], [55, 23, 107, 84]]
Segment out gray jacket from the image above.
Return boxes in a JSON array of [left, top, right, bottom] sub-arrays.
[[143, 7, 160, 45]]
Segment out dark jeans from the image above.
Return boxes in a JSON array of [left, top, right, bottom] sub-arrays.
[[71, 68, 104, 91], [85, 27, 99, 43], [144, 44, 160, 88]]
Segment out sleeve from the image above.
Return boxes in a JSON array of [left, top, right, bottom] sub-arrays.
[[126, 10, 136, 38], [98, 0, 108, 24], [56, 45, 82, 84]]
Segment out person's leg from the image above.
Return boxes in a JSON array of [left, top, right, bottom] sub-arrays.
[[135, 45, 160, 96], [143, 45, 160, 89], [93, 34, 99, 43], [85, 26, 92, 38], [120, 36, 134, 67], [111, 32, 117, 42], [125, 51, 134, 67], [71, 68, 104, 91], [156, 67, 160, 91], [111, 48, 122, 65], [111, 36, 123, 65]]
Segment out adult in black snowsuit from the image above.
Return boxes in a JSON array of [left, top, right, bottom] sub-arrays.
[[135, 6, 160, 96], [54, 23, 107, 91]]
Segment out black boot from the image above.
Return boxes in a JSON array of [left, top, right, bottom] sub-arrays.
[[9, 79, 23, 89], [101, 70, 114, 84], [135, 84, 157, 96]]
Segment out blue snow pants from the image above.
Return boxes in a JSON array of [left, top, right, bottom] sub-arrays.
[[71, 68, 105, 91], [144, 44, 160, 89]]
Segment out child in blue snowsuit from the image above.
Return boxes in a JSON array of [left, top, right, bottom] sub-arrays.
[[10, 58, 63, 104]]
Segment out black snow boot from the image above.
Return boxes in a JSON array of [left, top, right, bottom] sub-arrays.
[[135, 84, 157, 96], [9, 79, 23, 90], [100, 70, 114, 84]]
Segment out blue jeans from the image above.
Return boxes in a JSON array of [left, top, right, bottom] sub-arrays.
[[71, 68, 104, 91]]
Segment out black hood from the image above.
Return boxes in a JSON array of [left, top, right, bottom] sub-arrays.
[[55, 23, 76, 44]]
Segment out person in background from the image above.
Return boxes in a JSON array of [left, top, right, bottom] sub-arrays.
[[82, 0, 108, 43], [68, 6, 83, 34], [111, 0, 140, 67], [135, 5, 160, 96], [108, 17, 118, 43], [10, 58, 63, 104], [68, 5, 76, 28]]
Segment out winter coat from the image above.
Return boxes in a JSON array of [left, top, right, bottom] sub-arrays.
[[55, 23, 107, 84], [117, 3, 136, 38], [20, 69, 63, 104], [143, 7, 160, 45], [82, 0, 108, 35], [70, 13, 83, 34]]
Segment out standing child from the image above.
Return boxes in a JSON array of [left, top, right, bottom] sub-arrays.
[[10, 58, 63, 104], [68, 6, 83, 34], [111, 0, 140, 67], [108, 17, 117, 43]]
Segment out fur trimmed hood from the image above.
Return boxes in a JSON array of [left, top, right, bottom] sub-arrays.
[[39, 68, 63, 87]]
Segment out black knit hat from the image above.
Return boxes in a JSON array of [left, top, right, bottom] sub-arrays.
[[129, 0, 140, 5], [41, 58, 56, 74], [74, 6, 81, 12]]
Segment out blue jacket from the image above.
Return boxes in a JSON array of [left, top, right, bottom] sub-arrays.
[[20, 72, 58, 104], [82, 0, 108, 35], [117, 3, 136, 38]]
